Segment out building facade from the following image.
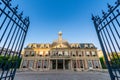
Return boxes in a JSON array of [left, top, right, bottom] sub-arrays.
[[20, 32, 102, 71]]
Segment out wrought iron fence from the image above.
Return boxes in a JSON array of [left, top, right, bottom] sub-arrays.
[[0, 0, 30, 80], [92, 0, 120, 80]]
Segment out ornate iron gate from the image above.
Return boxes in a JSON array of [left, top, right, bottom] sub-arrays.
[[0, 0, 29, 80], [92, 0, 120, 80]]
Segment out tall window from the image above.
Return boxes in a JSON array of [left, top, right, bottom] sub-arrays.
[[28, 60, 34, 68], [86, 51, 90, 56], [72, 60, 76, 68], [91, 51, 96, 56], [39, 51, 43, 57], [44, 60, 48, 68], [25, 51, 30, 57], [80, 60, 84, 68], [37, 60, 42, 68], [88, 60, 93, 69], [58, 51, 62, 56], [93, 60, 99, 68], [31, 51, 35, 56], [22, 60, 28, 68]]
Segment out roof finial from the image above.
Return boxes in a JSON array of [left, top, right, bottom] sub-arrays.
[[58, 31, 62, 42]]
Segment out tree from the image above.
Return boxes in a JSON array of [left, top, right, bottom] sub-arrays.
[[99, 57, 107, 69]]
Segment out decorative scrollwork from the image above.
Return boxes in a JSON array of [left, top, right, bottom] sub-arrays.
[[3, 0, 12, 6], [102, 10, 107, 18], [107, 3, 113, 12], [18, 11, 23, 19], [13, 5, 18, 13]]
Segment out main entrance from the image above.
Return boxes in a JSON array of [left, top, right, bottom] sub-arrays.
[[57, 60, 63, 69], [52, 59, 69, 70]]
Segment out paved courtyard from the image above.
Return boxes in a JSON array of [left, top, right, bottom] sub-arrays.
[[14, 71, 110, 80]]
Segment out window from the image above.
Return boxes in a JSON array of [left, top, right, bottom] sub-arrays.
[[28, 60, 34, 68], [25, 51, 30, 57], [37, 60, 42, 68], [39, 51, 43, 56], [58, 51, 62, 56], [93, 60, 99, 68], [22, 60, 28, 68], [45, 51, 48, 56], [64, 51, 68, 56], [72, 51, 76, 56], [90, 44, 94, 48], [88, 60, 93, 69], [80, 60, 84, 68], [78, 52, 82, 57], [85, 44, 88, 48], [86, 51, 90, 56], [92, 51, 96, 56], [44, 60, 48, 68], [72, 60, 76, 68], [31, 51, 35, 56]]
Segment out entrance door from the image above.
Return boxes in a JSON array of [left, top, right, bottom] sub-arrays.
[[65, 60, 69, 69], [52, 60, 56, 69], [57, 60, 63, 69]]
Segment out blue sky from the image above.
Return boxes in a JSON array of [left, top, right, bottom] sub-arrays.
[[12, 0, 115, 49]]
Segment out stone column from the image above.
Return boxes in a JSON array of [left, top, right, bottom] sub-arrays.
[[71, 60, 73, 70], [84, 59, 88, 70], [34, 60, 37, 69], [56, 59, 57, 70], [63, 59, 65, 70], [76, 59, 77, 70], [20, 59, 23, 69], [49, 59, 51, 70]]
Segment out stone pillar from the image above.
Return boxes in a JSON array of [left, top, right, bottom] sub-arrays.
[[49, 59, 51, 70], [33, 60, 36, 70], [20, 59, 24, 69], [56, 59, 57, 70], [84, 59, 88, 70], [34, 60, 37, 69], [71, 60, 73, 70], [63, 59, 65, 70], [76, 59, 77, 70]]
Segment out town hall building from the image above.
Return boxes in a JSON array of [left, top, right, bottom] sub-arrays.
[[20, 32, 101, 71]]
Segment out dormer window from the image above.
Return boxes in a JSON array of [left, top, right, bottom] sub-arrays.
[[45, 44, 49, 48], [85, 44, 88, 48], [40, 44, 44, 48], [90, 44, 94, 48]]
